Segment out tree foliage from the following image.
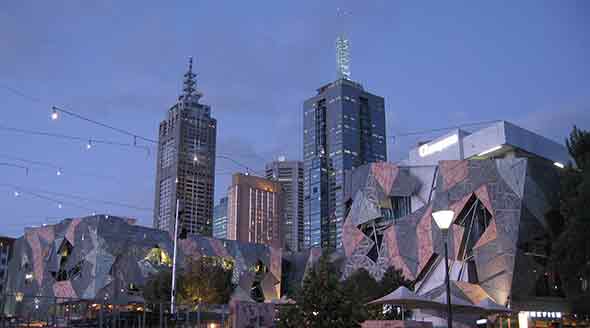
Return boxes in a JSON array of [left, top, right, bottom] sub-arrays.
[[143, 268, 173, 303], [565, 125, 590, 171], [278, 251, 411, 328], [181, 256, 235, 305], [551, 125, 590, 312], [142, 256, 235, 306]]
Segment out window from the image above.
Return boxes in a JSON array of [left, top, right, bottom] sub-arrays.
[[160, 140, 175, 169], [158, 178, 173, 228]]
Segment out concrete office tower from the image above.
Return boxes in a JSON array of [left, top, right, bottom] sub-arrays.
[[303, 36, 387, 249], [265, 157, 304, 252], [227, 173, 283, 248], [213, 197, 229, 239], [153, 58, 217, 236]]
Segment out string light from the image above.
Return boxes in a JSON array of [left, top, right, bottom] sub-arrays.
[[0, 125, 153, 154], [50, 105, 156, 144], [0, 183, 152, 212], [57, 203, 63, 209], [86, 140, 92, 150], [51, 107, 59, 120], [56, 168, 62, 176], [13, 191, 20, 197]]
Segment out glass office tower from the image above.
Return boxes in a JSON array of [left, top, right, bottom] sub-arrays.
[[303, 78, 387, 249]]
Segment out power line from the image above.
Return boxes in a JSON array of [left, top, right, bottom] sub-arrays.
[[0, 83, 42, 103], [2, 184, 95, 212], [0, 153, 147, 181], [52, 105, 157, 144], [0, 124, 153, 154], [0, 153, 259, 182], [0, 162, 29, 175], [0, 183, 152, 212], [1, 82, 157, 144]]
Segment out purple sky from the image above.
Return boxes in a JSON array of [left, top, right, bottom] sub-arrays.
[[1, 1, 589, 236]]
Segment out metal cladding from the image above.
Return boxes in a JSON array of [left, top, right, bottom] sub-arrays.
[[338, 158, 563, 310], [4, 215, 281, 314]]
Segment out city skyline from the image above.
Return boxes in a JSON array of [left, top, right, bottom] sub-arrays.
[[1, 1, 589, 236]]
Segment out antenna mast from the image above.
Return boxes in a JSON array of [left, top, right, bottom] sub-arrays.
[[336, 8, 351, 80]]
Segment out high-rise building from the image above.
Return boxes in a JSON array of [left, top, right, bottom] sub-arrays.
[[213, 197, 228, 239], [153, 58, 217, 236], [227, 173, 283, 248], [303, 36, 387, 249], [265, 157, 304, 252]]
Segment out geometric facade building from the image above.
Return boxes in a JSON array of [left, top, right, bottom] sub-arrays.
[[336, 157, 567, 325], [4, 215, 281, 316], [153, 58, 217, 236]]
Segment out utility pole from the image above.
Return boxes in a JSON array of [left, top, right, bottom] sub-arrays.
[[170, 199, 180, 314]]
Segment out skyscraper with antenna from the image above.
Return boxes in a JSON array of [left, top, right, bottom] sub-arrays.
[[302, 15, 387, 249], [153, 58, 217, 236]]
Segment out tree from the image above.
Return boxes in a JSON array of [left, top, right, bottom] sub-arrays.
[[277, 251, 413, 328], [565, 125, 590, 171], [277, 251, 355, 328], [341, 268, 380, 324], [180, 256, 235, 305], [551, 126, 590, 313], [142, 256, 235, 306], [375, 267, 413, 320], [143, 268, 174, 303]]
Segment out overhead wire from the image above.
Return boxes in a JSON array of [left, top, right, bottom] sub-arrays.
[[52, 105, 157, 144], [0, 125, 153, 154], [1, 184, 95, 212], [0, 183, 151, 212]]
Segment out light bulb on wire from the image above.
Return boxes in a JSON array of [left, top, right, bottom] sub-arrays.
[[51, 107, 59, 120], [193, 154, 198, 162], [13, 191, 20, 197], [56, 168, 62, 176], [57, 202, 63, 209], [86, 140, 92, 150]]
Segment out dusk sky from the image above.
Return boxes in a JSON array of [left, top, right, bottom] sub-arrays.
[[1, 1, 589, 236]]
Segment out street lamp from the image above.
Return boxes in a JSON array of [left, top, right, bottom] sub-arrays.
[[432, 209, 454, 328]]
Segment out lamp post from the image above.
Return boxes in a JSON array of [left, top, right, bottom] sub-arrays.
[[432, 209, 454, 328], [171, 199, 180, 314]]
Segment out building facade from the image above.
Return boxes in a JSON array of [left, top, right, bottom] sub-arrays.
[[153, 58, 217, 236], [227, 173, 283, 248], [3, 216, 282, 316], [303, 55, 387, 249], [0, 236, 14, 296], [287, 121, 576, 326], [265, 158, 304, 252], [213, 197, 229, 239]]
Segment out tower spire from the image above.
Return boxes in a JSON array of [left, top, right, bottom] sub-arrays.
[[336, 8, 351, 80], [180, 56, 202, 101], [336, 36, 351, 80]]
